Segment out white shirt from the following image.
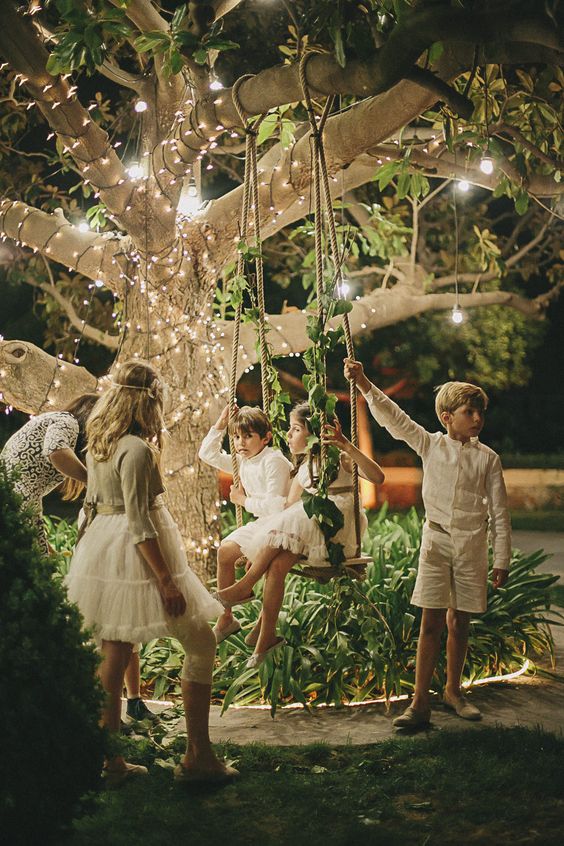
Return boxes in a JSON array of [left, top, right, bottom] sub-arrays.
[[363, 385, 511, 569], [198, 427, 292, 518]]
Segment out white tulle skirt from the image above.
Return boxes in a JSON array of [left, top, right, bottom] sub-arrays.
[[240, 492, 367, 569], [65, 506, 222, 643]]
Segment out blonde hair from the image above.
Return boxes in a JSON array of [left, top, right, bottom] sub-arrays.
[[87, 360, 164, 461], [228, 406, 272, 441], [434, 381, 489, 427], [59, 393, 100, 501]]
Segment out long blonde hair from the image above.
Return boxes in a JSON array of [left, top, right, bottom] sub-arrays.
[[59, 393, 100, 501], [87, 360, 164, 462]]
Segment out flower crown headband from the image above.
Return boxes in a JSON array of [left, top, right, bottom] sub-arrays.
[[109, 378, 160, 400]]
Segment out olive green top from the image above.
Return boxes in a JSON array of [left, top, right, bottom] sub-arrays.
[[85, 434, 165, 544]]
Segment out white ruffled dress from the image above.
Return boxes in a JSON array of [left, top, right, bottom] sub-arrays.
[[66, 435, 221, 643], [240, 459, 367, 569]]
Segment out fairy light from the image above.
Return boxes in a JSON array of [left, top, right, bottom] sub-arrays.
[[134, 99, 148, 113], [479, 155, 494, 175], [458, 180, 470, 192]]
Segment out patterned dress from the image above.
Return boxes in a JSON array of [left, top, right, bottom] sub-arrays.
[[1, 412, 79, 553]]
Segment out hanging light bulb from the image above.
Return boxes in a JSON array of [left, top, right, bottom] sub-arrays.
[[480, 155, 494, 175], [126, 161, 145, 180], [458, 180, 470, 192], [177, 182, 201, 217], [338, 280, 350, 298], [134, 99, 148, 113], [78, 221, 89, 233], [209, 77, 223, 91], [451, 304, 464, 325]]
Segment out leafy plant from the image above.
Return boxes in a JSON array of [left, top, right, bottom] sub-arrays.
[[53, 504, 557, 714], [1, 466, 104, 844]]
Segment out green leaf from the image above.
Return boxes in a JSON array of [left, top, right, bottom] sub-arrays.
[[256, 114, 278, 147], [171, 4, 186, 30]]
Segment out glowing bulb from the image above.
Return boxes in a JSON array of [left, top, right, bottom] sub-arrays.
[[451, 305, 464, 325], [458, 180, 470, 192], [210, 79, 223, 91], [480, 156, 494, 175], [126, 161, 145, 180], [338, 281, 350, 298], [94, 279, 104, 288], [177, 183, 201, 217], [78, 221, 89, 233], [134, 99, 148, 113]]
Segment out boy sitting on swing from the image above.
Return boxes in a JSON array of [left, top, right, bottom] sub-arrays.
[[344, 358, 511, 727], [199, 405, 292, 643]]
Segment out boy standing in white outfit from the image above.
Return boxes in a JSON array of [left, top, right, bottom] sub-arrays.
[[199, 405, 292, 643], [344, 359, 511, 728]]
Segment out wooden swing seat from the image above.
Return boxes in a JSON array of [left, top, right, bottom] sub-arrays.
[[292, 555, 372, 584]]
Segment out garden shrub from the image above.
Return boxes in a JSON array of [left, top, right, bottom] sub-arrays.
[[47, 505, 560, 716], [0, 465, 104, 844]]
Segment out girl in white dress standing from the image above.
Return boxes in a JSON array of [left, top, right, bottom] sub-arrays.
[[66, 360, 236, 784], [214, 402, 385, 667]]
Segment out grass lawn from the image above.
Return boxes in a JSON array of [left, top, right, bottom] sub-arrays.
[[65, 727, 564, 846]]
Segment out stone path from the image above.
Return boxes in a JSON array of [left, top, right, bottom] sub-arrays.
[[141, 530, 564, 746]]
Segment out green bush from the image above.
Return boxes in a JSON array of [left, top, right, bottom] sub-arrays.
[[82, 505, 556, 714], [0, 465, 104, 844]]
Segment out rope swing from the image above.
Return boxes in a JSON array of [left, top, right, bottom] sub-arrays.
[[227, 67, 370, 581]]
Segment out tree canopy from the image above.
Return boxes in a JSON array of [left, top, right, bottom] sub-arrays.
[[0, 0, 562, 563]]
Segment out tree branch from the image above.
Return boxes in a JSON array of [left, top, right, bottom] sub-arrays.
[[431, 221, 551, 289], [24, 267, 119, 350], [0, 2, 131, 217], [170, 0, 561, 166], [0, 339, 98, 413], [215, 284, 550, 379], [0, 200, 125, 292]]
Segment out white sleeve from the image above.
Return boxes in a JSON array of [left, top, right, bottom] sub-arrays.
[[486, 453, 512, 570], [198, 426, 234, 475], [362, 385, 431, 458], [42, 414, 79, 456], [244, 455, 291, 518]]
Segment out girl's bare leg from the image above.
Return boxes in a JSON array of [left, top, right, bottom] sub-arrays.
[[218, 544, 281, 605], [216, 541, 242, 629], [124, 649, 141, 699], [98, 640, 134, 770], [254, 551, 300, 654]]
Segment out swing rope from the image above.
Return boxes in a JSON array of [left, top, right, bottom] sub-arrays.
[[299, 54, 362, 558], [229, 77, 270, 527]]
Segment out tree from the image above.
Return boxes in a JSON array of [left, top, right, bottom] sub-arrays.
[[0, 0, 562, 576]]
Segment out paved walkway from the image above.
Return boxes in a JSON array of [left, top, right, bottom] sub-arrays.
[[146, 531, 564, 746]]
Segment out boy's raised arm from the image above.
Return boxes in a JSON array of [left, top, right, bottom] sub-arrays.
[[344, 359, 431, 458], [198, 406, 234, 474]]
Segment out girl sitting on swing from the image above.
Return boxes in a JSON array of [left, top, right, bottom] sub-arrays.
[[214, 401, 385, 668]]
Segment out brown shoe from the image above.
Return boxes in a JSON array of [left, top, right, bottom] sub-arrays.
[[392, 704, 431, 729], [443, 691, 481, 721], [174, 763, 239, 784], [102, 762, 149, 787]]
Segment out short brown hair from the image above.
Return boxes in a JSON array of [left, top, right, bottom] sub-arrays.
[[434, 381, 488, 426], [228, 406, 272, 440]]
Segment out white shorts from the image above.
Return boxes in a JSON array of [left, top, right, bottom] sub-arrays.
[[411, 521, 489, 613]]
